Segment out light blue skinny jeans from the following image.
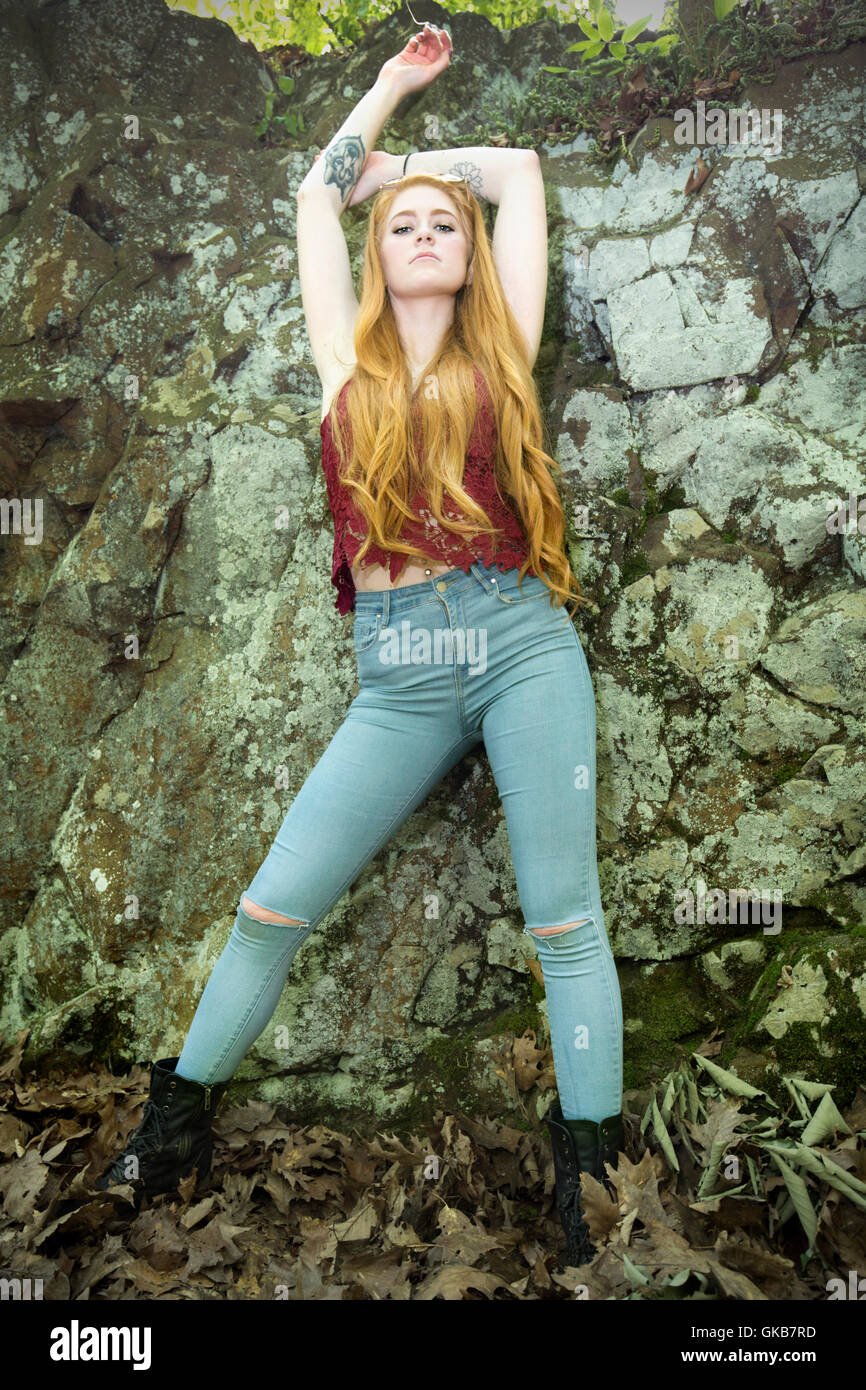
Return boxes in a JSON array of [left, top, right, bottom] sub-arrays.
[[176, 560, 623, 1123]]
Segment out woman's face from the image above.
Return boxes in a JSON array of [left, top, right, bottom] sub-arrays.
[[379, 184, 472, 301]]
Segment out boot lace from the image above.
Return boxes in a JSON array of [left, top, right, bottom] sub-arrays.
[[562, 1185, 597, 1265], [106, 1097, 170, 1177]]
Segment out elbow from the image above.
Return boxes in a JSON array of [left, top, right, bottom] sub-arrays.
[[296, 172, 320, 199], [296, 180, 334, 205]]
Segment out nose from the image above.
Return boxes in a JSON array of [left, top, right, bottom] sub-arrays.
[[414, 232, 437, 259]]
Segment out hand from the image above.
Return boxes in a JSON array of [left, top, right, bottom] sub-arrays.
[[377, 23, 453, 100]]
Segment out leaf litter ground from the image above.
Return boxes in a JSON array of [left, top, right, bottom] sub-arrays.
[[1, 1027, 863, 1300]]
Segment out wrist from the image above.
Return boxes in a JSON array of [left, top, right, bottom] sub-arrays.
[[373, 72, 405, 106]]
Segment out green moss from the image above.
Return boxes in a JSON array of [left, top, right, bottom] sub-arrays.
[[727, 933, 866, 1108], [745, 384, 760, 403], [639, 966, 709, 1035], [727, 949, 786, 1043], [370, 977, 549, 1135], [641, 466, 662, 519], [771, 760, 801, 784], [797, 324, 858, 374], [659, 482, 687, 513], [425, 1032, 475, 1086], [801, 885, 866, 936], [319, 910, 360, 949], [620, 960, 716, 1092], [480, 1000, 541, 1040], [569, 360, 618, 389], [620, 552, 651, 586]]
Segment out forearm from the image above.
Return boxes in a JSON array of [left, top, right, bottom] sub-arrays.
[[403, 147, 536, 206], [295, 77, 401, 214]]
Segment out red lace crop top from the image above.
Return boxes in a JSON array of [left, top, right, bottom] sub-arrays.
[[319, 366, 535, 614]]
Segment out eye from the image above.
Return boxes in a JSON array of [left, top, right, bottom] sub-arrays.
[[393, 223, 456, 235]]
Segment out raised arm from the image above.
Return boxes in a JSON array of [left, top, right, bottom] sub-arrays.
[[295, 26, 451, 389], [296, 79, 406, 390]]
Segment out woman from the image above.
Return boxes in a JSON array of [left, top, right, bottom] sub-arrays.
[[96, 23, 624, 1271]]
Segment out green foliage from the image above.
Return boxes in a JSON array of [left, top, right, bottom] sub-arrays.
[[255, 74, 305, 139], [517, 0, 865, 170], [642, 1053, 866, 1260], [166, 0, 866, 159], [165, 0, 390, 56], [165, 0, 596, 57], [541, 0, 677, 78]]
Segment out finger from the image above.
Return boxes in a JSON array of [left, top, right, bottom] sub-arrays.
[[429, 24, 451, 52]]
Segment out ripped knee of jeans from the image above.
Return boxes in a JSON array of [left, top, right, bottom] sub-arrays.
[[239, 894, 308, 928], [526, 917, 591, 938]]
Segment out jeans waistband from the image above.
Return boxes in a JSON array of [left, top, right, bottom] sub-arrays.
[[353, 560, 530, 624]]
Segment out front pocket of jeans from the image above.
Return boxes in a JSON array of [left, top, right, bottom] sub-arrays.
[[492, 575, 550, 605], [352, 613, 381, 653]]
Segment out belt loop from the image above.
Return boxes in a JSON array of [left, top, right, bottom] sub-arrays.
[[470, 560, 493, 595], [382, 589, 390, 628]]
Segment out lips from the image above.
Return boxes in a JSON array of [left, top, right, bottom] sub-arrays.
[[412, 253, 439, 262]]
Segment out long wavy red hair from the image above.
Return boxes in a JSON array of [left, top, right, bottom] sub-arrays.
[[324, 172, 589, 615]]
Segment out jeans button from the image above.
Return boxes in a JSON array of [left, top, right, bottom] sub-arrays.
[[436, 581, 447, 592]]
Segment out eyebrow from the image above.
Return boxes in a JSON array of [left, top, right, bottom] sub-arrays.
[[388, 208, 457, 223]]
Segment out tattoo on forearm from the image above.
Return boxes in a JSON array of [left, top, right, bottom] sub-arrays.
[[448, 160, 485, 201], [323, 134, 366, 205]]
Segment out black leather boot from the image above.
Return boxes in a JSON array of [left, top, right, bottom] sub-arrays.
[[545, 1100, 624, 1267], [94, 1056, 228, 1199]]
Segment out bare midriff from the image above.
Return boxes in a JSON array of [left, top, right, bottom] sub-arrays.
[[351, 556, 454, 592]]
